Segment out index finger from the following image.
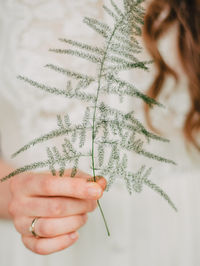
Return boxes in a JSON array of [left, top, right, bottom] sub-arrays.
[[21, 172, 105, 200], [63, 169, 107, 190]]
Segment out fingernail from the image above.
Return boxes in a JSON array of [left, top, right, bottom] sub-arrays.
[[87, 184, 102, 197], [69, 232, 78, 240]]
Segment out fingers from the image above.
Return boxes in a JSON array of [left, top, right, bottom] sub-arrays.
[[9, 169, 107, 254], [22, 232, 79, 255], [12, 173, 104, 200], [14, 214, 88, 238], [10, 196, 97, 218]]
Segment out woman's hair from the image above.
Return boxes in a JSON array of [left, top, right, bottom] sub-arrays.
[[142, 0, 200, 149]]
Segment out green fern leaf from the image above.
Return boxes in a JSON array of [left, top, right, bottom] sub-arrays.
[[45, 64, 95, 82], [59, 38, 104, 56], [83, 17, 111, 39]]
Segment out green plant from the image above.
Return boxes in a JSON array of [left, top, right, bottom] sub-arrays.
[[0, 0, 177, 236]]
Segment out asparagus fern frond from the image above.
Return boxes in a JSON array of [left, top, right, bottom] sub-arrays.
[[1, 0, 177, 236]]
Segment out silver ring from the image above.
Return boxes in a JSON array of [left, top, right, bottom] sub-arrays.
[[29, 217, 40, 238]]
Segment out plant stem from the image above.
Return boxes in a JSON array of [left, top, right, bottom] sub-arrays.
[[97, 200, 110, 236], [91, 18, 124, 236]]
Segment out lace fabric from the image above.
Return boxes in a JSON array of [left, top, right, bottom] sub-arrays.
[[0, 0, 103, 164]]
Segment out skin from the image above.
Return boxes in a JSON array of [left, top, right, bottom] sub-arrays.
[[0, 160, 106, 255]]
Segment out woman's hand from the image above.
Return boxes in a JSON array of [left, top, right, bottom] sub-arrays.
[[8, 169, 106, 255]]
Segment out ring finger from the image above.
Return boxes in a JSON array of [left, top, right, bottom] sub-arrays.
[[14, 214, 88, 238]]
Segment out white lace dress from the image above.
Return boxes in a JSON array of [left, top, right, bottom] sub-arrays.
[[0, 1, 200, 266]]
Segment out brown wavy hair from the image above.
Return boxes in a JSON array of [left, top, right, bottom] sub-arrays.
[[142, 0, 200, 150]]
